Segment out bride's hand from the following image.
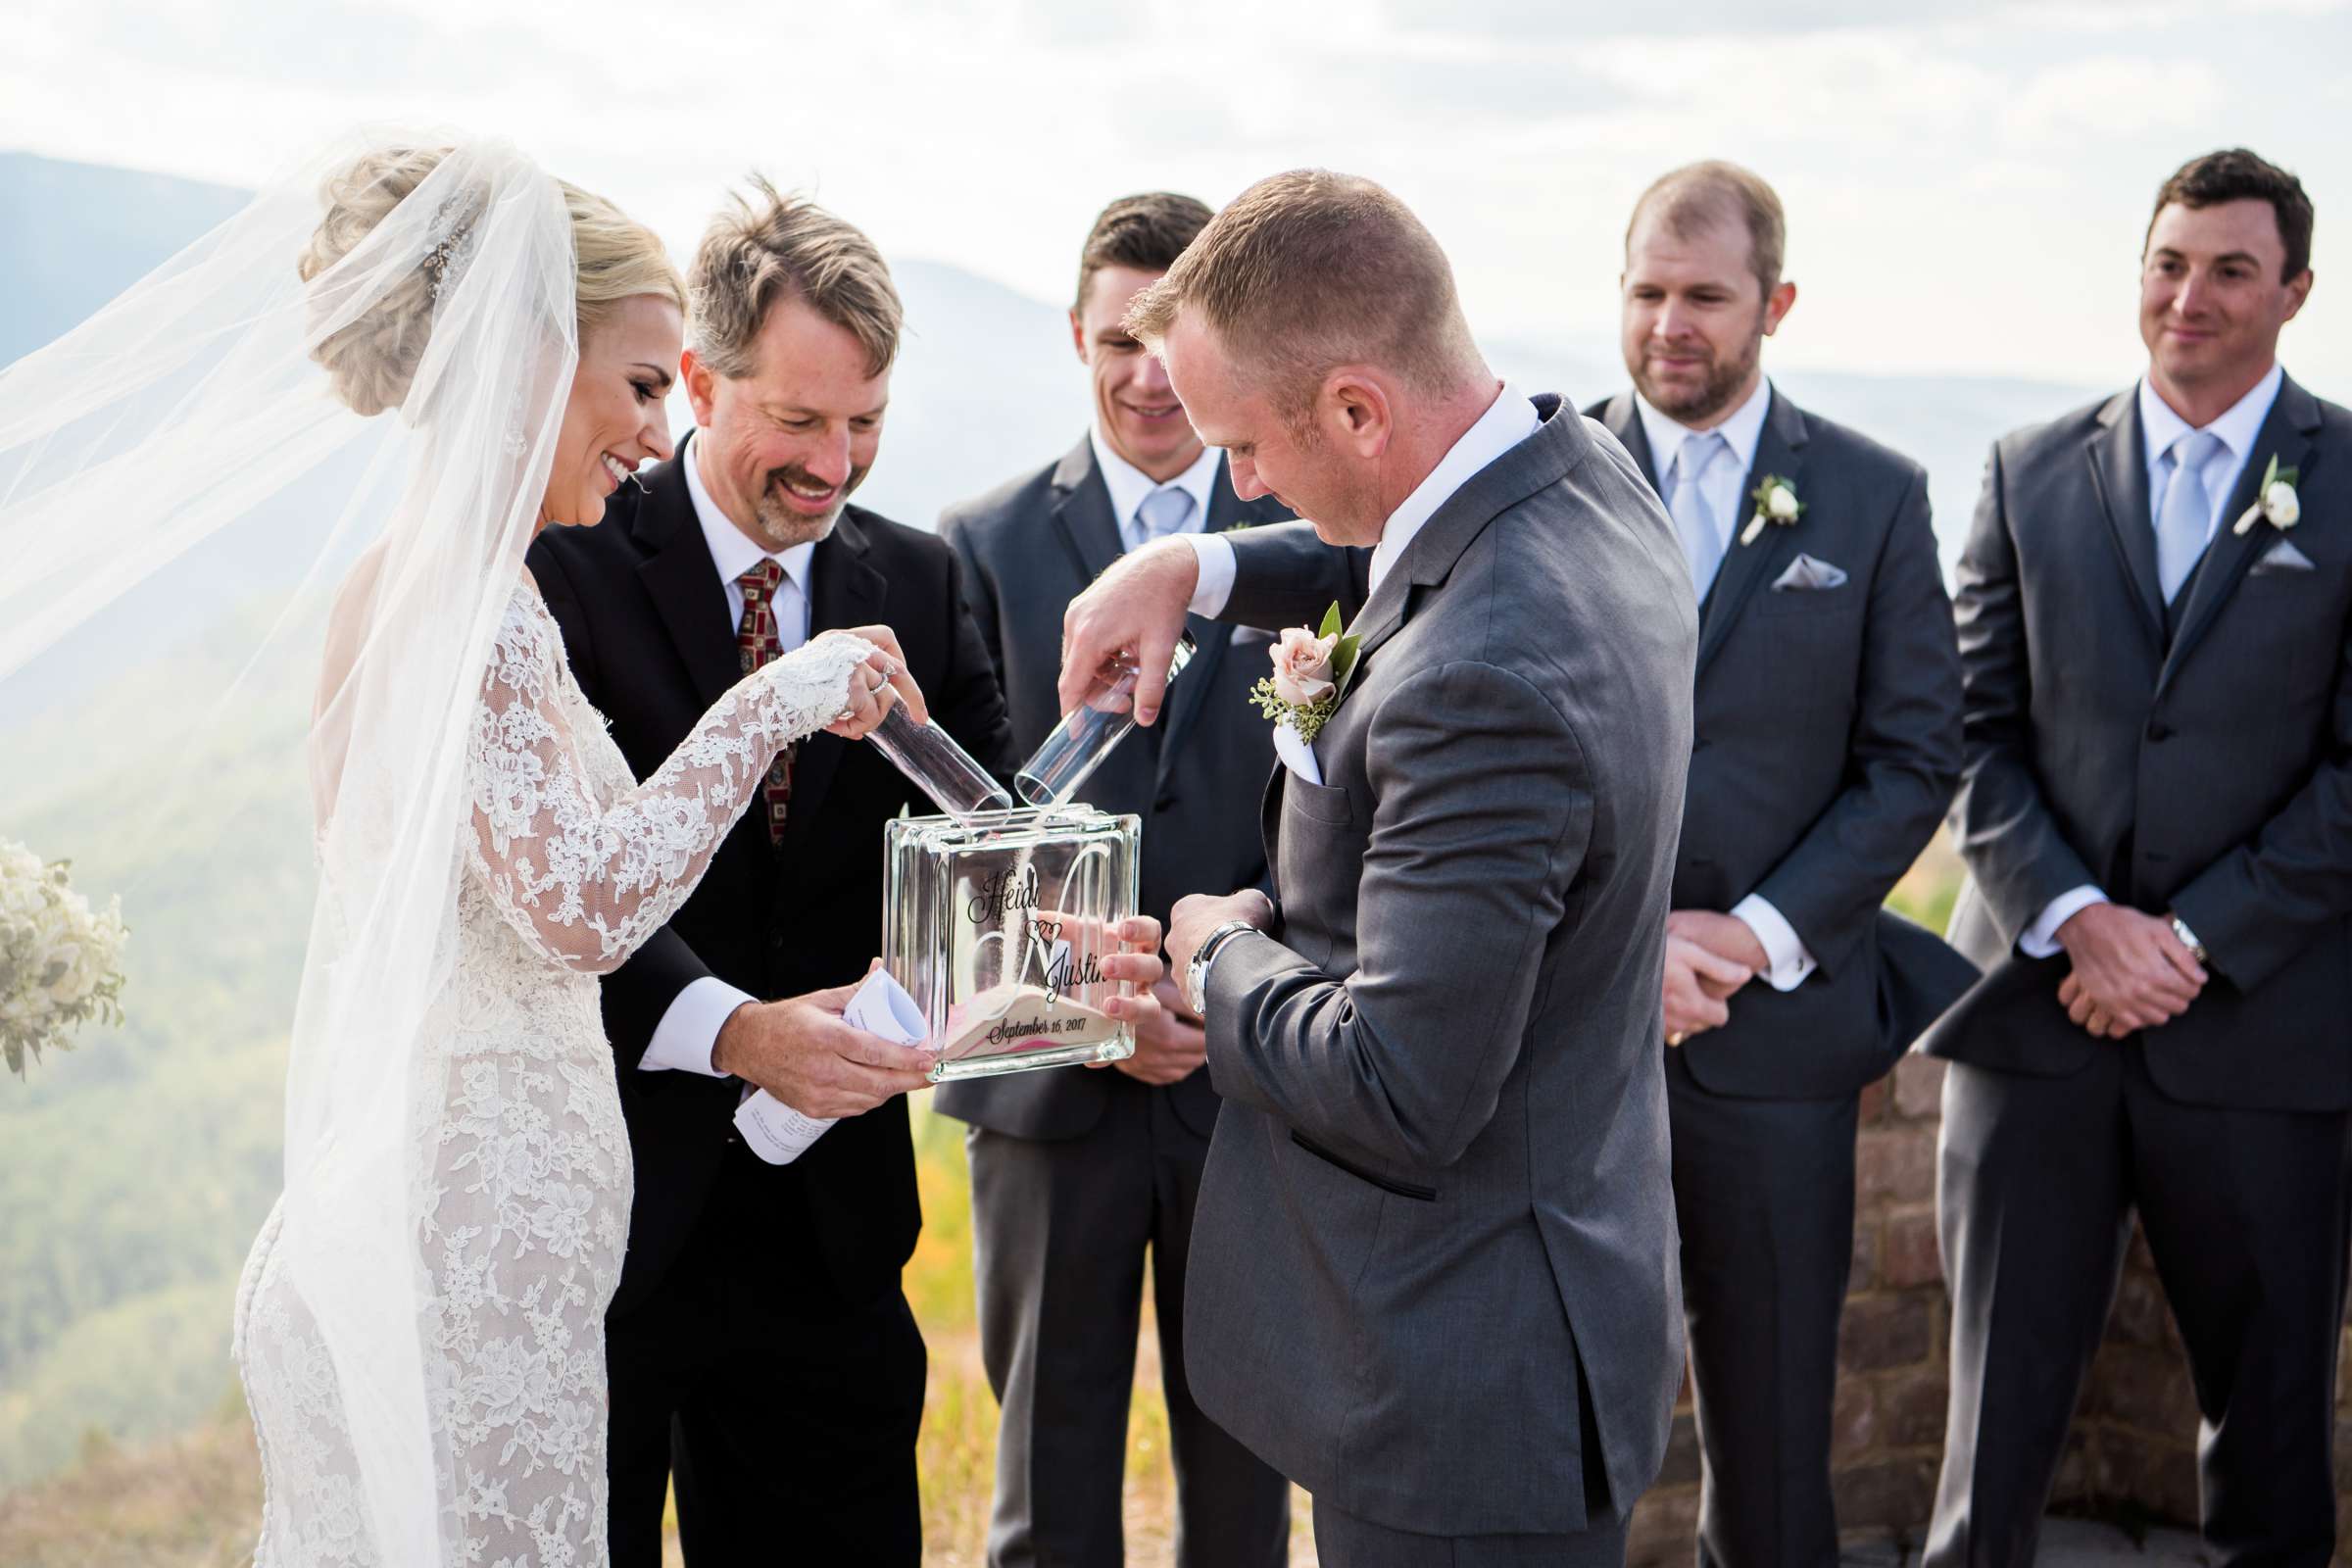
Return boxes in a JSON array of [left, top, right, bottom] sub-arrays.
[[814, 626, 929, 739]]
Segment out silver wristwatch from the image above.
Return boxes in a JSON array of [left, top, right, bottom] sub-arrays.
[[2169, 914, 2209, 965], [1186, 920, 1261, 1017]]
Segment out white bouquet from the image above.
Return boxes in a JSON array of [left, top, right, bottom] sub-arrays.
[[1, 839, 127, 1077]]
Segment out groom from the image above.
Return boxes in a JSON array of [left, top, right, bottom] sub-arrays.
[[1059, 170, 1694, 1566], [528, 183, 1012, 1564]]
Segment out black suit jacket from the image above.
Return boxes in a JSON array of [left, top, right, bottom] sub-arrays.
[[1592, 387, 1974, 1099], [932, 436, 1293, 1140], [1926, 374, 2352, 1111], [525, 437, 1015, 1316]]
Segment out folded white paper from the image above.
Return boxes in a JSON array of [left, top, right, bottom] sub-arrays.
[[1273, 717, 1324, 786], [733, 967, 929, 1165]]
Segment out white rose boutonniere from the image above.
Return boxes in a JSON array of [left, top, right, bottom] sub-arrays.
[[2231, 454, 2302, 535], [1740, 474, 1805, 546], [1249, 602, 1363, 747]]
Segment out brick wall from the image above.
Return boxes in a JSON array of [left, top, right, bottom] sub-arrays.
[[1623, 1052, 2350, 1564]]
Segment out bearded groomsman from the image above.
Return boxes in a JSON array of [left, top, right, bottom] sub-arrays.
[[935, 193, 1294, 1568], [1587, 162, 1969, 1568], [1923, 149, 2346, 1567]]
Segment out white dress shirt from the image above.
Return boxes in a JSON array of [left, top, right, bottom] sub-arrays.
[[1627, 380, 1814, 990], [1091, 425, 1221, 552], [2017, 364, 2284, 958], [1635, 378, 1772, 597], [640, 434, 818, 1077]]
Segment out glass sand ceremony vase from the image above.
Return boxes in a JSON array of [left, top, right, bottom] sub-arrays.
[[882, 805, 1140, 1082]]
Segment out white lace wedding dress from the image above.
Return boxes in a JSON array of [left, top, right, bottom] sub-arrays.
[[233, 582, 870, 1567]]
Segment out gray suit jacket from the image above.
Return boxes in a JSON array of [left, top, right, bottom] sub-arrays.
[[934, 437, 1295, 1141], [1185, 395, 1695, 1536], [1591, 387, 1973, 1099], [1926, 374, 2352, 1111]]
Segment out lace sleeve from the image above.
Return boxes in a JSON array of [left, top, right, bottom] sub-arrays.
[[466, 594, 870, 973]]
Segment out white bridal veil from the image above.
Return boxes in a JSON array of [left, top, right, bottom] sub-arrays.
[[0, 136, 577, 1559]]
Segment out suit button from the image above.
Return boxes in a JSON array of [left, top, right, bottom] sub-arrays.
[[769, 930, 787, 952], [2147, 720, 2175, 742]]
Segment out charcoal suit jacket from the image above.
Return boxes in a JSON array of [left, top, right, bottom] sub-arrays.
[[1925, 373, 2352, 1112]]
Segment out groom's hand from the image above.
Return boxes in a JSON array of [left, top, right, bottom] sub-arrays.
[[1165, 890, 1278, 987], [1059, 537, 1200, 727], [711, 975, 936, 1120]]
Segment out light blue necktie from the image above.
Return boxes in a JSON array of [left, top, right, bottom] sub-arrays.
[[2155, 429, 2225, 605], [1129, 484, 1198, 555], [1670, 432, 1731, 602]]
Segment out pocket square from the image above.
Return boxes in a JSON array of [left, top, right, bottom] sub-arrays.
[[2250, 536, 2318, 575], [1771, 553, 1849, 592]]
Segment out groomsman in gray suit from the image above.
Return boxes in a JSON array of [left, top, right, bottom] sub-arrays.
[[1588, 162, 1969, 1568], [935, 193, 1293, 1568], [1923, 148, 2346, 1567], [1059, 170, 1694, 1568]]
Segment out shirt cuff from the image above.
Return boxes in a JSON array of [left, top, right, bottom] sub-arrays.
[[1185, 531, 1237, 618], [640, 976, 757, 1075], [1729, 895, 1816, 992], [2020, 886, 2109, 959]]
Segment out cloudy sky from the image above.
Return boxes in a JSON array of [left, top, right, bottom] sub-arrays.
[[8, 0, 2346, 389]]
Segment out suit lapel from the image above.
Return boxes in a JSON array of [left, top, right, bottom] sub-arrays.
[[632, 441, 744, 710], [778, 511, 889, 838], [1348, 393, 1576, 666], [2084, 389, 2165, 652], [1596, 390, 1663, 494], [1049, 439, 1126, 586], [1152, 459, 1281, 792], [1693, 388, 1809, 677], [2159, 375, 2324, 694]]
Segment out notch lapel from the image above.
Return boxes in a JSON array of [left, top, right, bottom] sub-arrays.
[[1152, 459, 1279, 794], [1348, 394, 1576, 666], [2084, 389, 2165, 652], [2159, 376, 2323, 694], [632, 443, 745, 710], [777, 511, 889, 841], [1693, 388, 1809, 677], [1049, 440, 1126, 586], [1595, 390, 1663, 495]]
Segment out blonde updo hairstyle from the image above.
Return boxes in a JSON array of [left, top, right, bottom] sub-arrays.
[[299, 145, 686, 417]]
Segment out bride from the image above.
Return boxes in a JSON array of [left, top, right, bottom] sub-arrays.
[[224, 144, 927, 1566], [0, 136, 1167, 1566]]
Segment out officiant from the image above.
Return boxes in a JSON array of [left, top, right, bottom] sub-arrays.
[[526, 180, 1013, 1566], [935, 192, 1296, 1568]]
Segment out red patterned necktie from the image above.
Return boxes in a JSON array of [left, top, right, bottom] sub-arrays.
[[736, 561, 795, 844]]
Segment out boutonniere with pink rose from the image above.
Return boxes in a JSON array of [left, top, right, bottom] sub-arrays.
[[2230, 454, 2302, 535], [1249, 602, 1362, 747]]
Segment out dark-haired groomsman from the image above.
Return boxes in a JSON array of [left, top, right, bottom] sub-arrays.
[[1924, 148, 2346, 1567], [934, 194, 1294, 1568], [1588, 162, 1969, 1568]]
